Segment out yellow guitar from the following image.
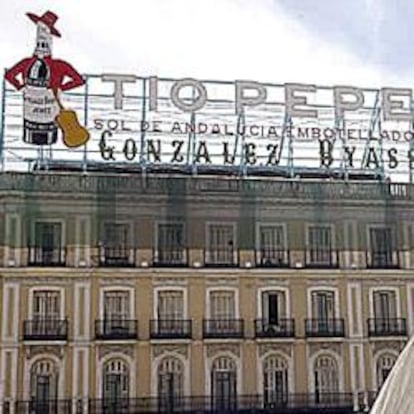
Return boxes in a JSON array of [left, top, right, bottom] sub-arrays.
[[53, 89, 90, 148]]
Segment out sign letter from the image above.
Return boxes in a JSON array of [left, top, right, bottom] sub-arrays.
[[235, 81, 267, 115], [285, 83, 317, 118], [334, 86, 364, 118], [101, 74, 138, 110]]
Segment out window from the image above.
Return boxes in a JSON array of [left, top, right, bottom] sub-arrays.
[[206, 224, 236, 266], [311, 291, 335, 320], [156, 224, 186, 265], [263, 355, 288, 406], [95, 291, 136, 340], [101, 223, 131, 265], [376, 354, 396, 390], [370, 290, 398, 335], [104, 291, 130, 321], [103, 359, 129, 402], [210, 291, 235, 320], [157, 357, 184, 408], [30, 359, 58, 402], [30, 222, 64, 265], [157, 290, 184, 320], [262, 291, 286, 324], [373, 291, 397, 320], [211, 357, 237, 411], [33, 290, 61, 320], [369, 228, 395, 268], [155, 290, 186, 336], [206, 290, 239, 336], [258, 225, 287, 266], [307, 226, 334, 267], [309, 290, 338, 335], [314, 355, 339, 404]]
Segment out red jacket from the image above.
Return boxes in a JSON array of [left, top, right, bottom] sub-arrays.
[[5, 55, 85, 91]]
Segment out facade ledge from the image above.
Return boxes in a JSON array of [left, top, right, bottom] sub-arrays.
[[149, 339, 193, 345], [367, 336, 408, 341], [254, 337, 296, 343], [22, 340, 67, 346], [305, 337, 346, 343], [202, 338, 244, 343], [94, 339, 138, 345]]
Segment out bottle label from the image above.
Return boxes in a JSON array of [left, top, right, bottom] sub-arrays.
[[23, 85, 59, 125]]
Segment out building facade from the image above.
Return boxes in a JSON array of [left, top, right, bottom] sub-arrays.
[[0, 171, 412, 413]]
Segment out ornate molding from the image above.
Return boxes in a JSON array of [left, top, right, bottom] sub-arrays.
[[371, 340, 407, 355], [206, 278, 238, 286], [257, 279, 289, 286], [258, 343, 292, 358], [152, 278, 188, 287], [97, 344, 134, 359], [25, 345, 65, 360], [206, 343, 240, 358], [308, 342, 342, 357], [152, 344, 189, 359], [307, 280, 338, 286], [99, 278, 136, 286]]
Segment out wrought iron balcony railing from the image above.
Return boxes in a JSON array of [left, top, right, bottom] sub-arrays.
[[366, 250, 399, 269], [95, 319, 138, 340], [255, 319, 295, 338], [153, 248, 188, 267], [204, 249, 238, 267], [256, 249, 290, 267], [23, 319, 68, 341], [15, 399, 72, 414], [368, 318, 407, 336], [150, 319, 192, 339], [358, 391, 379, 412], [305, 249, 339, 268], [88, 393, 354, 413], [203, 319, 244, 338], [28, 246, 66, 266], [305, 318, 345, 337], [98, 246, 135, 267]]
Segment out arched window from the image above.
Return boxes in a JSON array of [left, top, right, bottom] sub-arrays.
[[211, 356, 237, 411], [263, 355, 288, 406], [157, 356, 184, 410], [376, 353, 396, 390], [30, 359, 58, 402], [102, 359, 130, 401], [313, 355, 339, 404]]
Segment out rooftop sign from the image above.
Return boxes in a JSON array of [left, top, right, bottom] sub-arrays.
[[2, 11, 414, 180]]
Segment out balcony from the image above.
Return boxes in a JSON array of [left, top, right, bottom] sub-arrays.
[[95, 319, 138, 340], [305, 318, 345, 337], [366, 251, 399, 269], [15, 399, 72, 413], [305, 249, 339, 268], [204, 249, 238, 267], [368, 318, 407, 336], [150, 319, 192, 339], [28, 246, 66, 266], [99, 246, 135, 267], [23, 319, 68, 341], [89, 394, 354, 413], [153, 248, 188, 267], [255, 319, 295, 338], [256, 249, 290, 268], [203, 319, 244, 339]]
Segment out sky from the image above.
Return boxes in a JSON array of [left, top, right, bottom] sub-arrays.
[[1, 0, 414, 87]]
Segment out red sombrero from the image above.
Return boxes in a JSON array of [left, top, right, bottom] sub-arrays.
[[26, 11, 61, 37]]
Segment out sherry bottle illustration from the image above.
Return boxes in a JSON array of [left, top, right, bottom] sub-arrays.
[[5, 11, 88, 147], [24, 55, 58, 145]]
